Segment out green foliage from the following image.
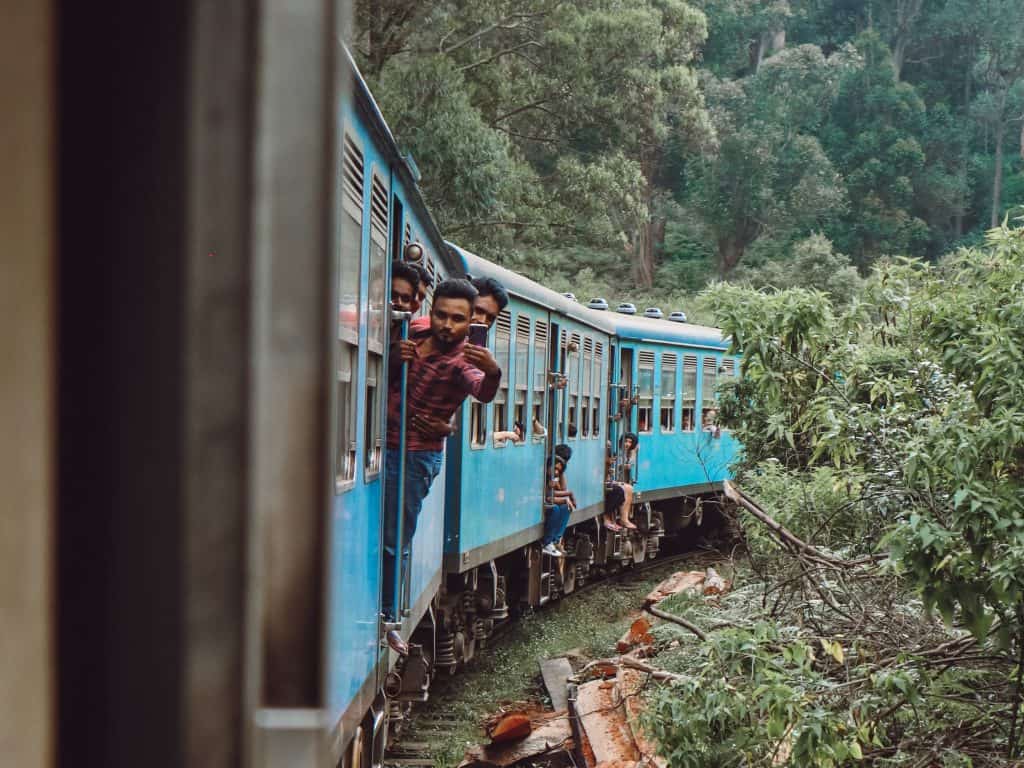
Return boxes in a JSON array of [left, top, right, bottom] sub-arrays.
[[709, 223, 1024, 641], [730, 234, 863, 305]]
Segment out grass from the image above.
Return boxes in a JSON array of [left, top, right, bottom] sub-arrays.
[[404, 557, 720, 767]]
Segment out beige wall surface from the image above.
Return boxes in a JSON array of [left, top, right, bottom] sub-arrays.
[[0, 2, 55, 767]]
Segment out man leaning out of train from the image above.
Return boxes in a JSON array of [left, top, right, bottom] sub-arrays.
[[404, 275, 510, 440], [383, 278, 502, 618]]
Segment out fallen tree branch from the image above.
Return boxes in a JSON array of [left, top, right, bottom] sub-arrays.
[[576, 655, 688, 683], [724, 480, 886, 570], [646, 604, 708, 642]]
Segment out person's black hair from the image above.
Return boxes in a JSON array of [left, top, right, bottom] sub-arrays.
[[391, 260, 420, 288], [432, 278, 478, 306], [410, 262, 431, 287], [514, 420, 525, 433], [470, 276, 510, 311], [554, 443, 572, 463], [546, 455, 566, 471], [605, 483, 625, 514], [567, 423, 578, 438], [623, 432, 639, 447]]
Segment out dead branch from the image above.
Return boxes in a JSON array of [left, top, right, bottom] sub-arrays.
[[645, 604, 708, 642], [724, 480, 886, 570]]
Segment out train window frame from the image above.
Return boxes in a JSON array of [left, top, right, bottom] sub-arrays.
[[592, 341, 603, 439], [701, 356, 719, 432], [660, 351, 677, 433], [531, 319, 547, 442], [581, 337, 593, 438], [681, 354, 697, 432], [637, 349, 655, 435], [335, 341, 358, 492], [335, 131, 365, 493], [492, 311, 512, 445], [565, 332, 581, 441], [512, 315, 530, 446], [363, 168, 389, 481], [470, 399, 487, 449]]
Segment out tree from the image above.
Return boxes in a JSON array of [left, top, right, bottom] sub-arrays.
[[823, 31, 931, 266], [686, 45, 848, 275]]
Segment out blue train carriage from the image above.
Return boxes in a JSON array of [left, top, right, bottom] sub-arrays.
[[329, 47, 457, 767], [605, 311, 741, 536]]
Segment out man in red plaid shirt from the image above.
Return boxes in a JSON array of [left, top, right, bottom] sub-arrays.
[[383, 278, 501, 618]]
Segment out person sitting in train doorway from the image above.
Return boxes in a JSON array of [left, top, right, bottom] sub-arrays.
[[383, 278, 502, 619], [611, 433, 639, 530], [542, 454, 575, 557]]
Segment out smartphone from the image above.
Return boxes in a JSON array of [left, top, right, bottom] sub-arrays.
[[468, 323, 488, 347]]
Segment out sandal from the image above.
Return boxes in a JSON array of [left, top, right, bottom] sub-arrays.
[[604, 519, 622, 532]]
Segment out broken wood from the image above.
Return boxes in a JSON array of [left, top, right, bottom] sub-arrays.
[[461, 711, 573, 768], [702, 567, 726, 595], [575, 678, 640, 766], [616, 617, 654, 654], [541, 657, 574, 712], [487, 713, 532, 744], [643, 570, 705, 606]]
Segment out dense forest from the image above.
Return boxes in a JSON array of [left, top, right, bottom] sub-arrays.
[[350, 0, 1024, 316]]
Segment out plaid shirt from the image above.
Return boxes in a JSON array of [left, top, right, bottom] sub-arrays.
[[387, 317, 501, 451]]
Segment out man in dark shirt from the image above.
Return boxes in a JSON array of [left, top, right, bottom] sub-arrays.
[[383, 278, 502, 617]]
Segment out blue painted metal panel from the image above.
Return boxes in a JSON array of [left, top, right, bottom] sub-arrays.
[[620, 340, 740, 497], [447, 301, 614, 558]]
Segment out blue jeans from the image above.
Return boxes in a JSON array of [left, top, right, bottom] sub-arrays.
[[383, 448, 443, 618], [542, 503, 571, 546]]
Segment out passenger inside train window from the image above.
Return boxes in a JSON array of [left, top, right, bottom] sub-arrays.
[[542, 453, 575, 557], [408, 262, 430, 315], [383, 279, 502, 618], [702, 408, 721, 439], [493, 420, 524, 445], [469, 276, 509, 329], [389, 260, 421, 342], [531, 417, 547, 437]]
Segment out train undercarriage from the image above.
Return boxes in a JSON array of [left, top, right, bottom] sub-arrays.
[[360, 492, 729, 766]]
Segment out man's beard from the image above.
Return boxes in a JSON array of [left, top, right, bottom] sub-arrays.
[[433, 332, 460, 351]]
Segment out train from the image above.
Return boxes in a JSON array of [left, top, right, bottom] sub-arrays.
[[331, 46, 741, 768]]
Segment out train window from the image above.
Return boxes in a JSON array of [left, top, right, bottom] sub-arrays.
[[335, 342, 357, 488], [493, 312, 511, 438], [470, 400, 486, 448], [721, 357, 737, 377], [581, 337, 593, 437], [661, 352, 677, 432], [682, 355, 697, 431], [567, 332, 580, 440], [339, 134, 364, 345], [364, 355, 383, 475], [424, 255, 437, 310], [532, 320, 547, 436], [593, 342, 603, 438], [390, 197, 404, 263], [701, 356, 719, 430], [514, 316, 529, 438], [368, 173, 388, 353], [637, 350, 655, 434]]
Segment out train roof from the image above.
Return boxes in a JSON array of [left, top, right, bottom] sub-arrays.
[[447, 243, 730, 351], [343, 46, 462, 276]]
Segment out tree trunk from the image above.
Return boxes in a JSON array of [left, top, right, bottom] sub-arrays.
[[751, 28, 786, 73], [991, 119, 1006, 228], [717, 238, 744, 277], [632, 221, 657, 289]]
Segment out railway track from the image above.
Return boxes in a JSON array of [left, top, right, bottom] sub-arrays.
[[384, 547, 723, 767]]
